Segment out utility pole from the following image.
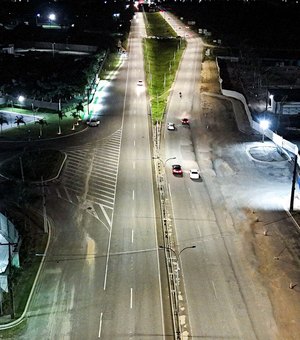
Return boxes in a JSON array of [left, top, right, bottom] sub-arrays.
[[41, 176, 48, 233]]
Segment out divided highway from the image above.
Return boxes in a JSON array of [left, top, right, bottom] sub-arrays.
[[17, 12, 166, 340]]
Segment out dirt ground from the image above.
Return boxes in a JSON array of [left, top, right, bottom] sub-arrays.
[[200, 59, 300, 340]]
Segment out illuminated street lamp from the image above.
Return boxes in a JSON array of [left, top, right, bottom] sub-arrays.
[[18, 95, 25, 103], [36, 13, 40, 26], [260, 119, 270, 143], [152, 156, 176, 166], [48, 13, 56, 28], [18, 95, 25, 108], [48, 13, 56, 22]]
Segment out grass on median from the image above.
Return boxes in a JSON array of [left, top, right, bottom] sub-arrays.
[[143, 13, 186, 122], [144, 12, 177, 38]]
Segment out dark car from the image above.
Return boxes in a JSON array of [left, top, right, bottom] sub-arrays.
[[87, 118, 100, 127], [172, 164, 183, 176]]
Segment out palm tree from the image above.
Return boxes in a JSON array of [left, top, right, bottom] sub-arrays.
[[34, 118, 48, 137], [0, 115, 8, 134], [76, 102, 84, 113], [76, 102, 84, 121], [70, 112, 80, 130], [14, 115, 26, 128], [57, 110, 67, 135]]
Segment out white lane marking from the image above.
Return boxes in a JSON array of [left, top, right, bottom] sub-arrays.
[[188, 188, 192, 198], [99, 204, 112, 229], [109, 248, 156, 256], [133, 123, 136, 129], [98, 312, 103, 338], [131, 229, 134, 243], [168, 183, 172, 201], [103, 39, 127, 290], [197, 223, 202, 238], [64, 187, 72, 203], [130, 288, 133, 309], [55, 188, 62, 198], [132, 189, 135, 200], [212, 281, 217, 299], [133, 161, 135, 170]]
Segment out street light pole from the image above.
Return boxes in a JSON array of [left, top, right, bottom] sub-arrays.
[[164, 156, 176, 166], [159, 245, 196, 339], [290, 154, 298, 212], [52, 42, 55, 58], [159, 245, 196, 262], [152, 156, 176, 167], [86, 87, 91, 121]]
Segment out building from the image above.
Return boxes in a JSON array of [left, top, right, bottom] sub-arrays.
[[268, 88, 300, 115]]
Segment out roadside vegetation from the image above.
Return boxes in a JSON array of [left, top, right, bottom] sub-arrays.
[[0, 52, 104, 104], [0, 202, 48, 321], [0, 149, 64, 181], [0, 106, 85, 140], [143, 13, 186, 122], [0, 49, 126, 142], [0, 149, 64, 321]]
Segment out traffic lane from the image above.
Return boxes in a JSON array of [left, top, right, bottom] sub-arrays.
[[165, 25, 202, 115], [101, 115, 163, 337], [98, 13, 164, 338], [20, 201, 109, 340], [102, 249, 163, 339], [67, 208, 112, 340], [169, 177, 258, 339]]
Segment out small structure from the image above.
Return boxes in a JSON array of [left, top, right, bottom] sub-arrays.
[[268, 88, 300, 115], [0, 213, 20, 294]]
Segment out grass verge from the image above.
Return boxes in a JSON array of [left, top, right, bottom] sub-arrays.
[[0, 108, 86, 141], [143, 13, 186, 122]]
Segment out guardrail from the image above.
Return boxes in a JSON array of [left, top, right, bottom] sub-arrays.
[[153, 123, 182, 339]]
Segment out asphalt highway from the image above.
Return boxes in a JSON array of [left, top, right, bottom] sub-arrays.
[[4, 10, 278, 340], [16, 12, 166, 340], [164, 13, 276, 340]]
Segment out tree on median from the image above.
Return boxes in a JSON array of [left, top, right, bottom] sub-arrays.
[[57, 110, 67, 135]]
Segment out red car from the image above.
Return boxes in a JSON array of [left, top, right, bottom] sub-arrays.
[[181, 118, 190, 125], [172, 164, 183, 176]]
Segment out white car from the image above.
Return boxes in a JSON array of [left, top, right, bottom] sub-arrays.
[[87, 118, 100, 127], [189, 169, 200, 180], [137, 80, 143, 86], [167, 122, 176, 131]]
